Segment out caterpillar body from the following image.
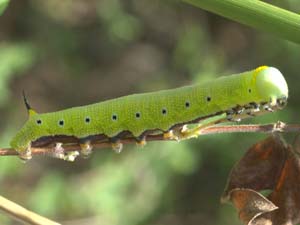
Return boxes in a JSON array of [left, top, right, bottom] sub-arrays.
[[10, 66, 288, 161]]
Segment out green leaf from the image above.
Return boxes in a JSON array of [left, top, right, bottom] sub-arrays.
[[0, 0, 9, 16], [183, 0, 300, 44]]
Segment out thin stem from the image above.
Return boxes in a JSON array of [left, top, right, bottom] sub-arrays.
[[183, 0, 300, 44], [0, 195, 60, 225], [0, 122, 299, 157]]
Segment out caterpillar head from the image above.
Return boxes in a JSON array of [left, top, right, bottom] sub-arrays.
[[255, 66, 288, 108]]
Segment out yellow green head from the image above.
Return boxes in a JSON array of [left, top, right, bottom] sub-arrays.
[[254, 66, 288, 106]]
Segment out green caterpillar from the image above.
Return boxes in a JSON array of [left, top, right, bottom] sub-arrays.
[[10, 66, 288, 161]]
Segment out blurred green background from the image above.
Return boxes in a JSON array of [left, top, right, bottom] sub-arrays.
[[0, 0, 299, 224]]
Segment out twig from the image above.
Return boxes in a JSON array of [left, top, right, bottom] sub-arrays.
[[0, 122, 295, 223], [0, 195, 60, 225], [0, 122, 299, 157]]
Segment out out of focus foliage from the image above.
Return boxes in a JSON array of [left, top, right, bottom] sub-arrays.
[[0, 0, 9, 15], [0, 1, 299, 225]]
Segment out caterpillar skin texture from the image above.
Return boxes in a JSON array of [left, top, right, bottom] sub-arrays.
[[10, 66, 288, 159]]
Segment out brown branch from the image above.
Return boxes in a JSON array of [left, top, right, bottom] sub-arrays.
[[0, 122, 296, 224], [1, 121, 299, 157], [0, 195, 60, 225], [198, 121, 299, 135]]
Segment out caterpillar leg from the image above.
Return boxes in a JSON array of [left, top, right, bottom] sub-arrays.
[[110, 138, 123, 153], [135, 135, 147, 147], [163, 125, 203, 141], [262, 96, 278, 112], [164, 113, 227, 141], [80, 141, 93, 158], [52, 142, 64, 159], [163, 129, 180, 141], [52, 143, 79, 161], [245, 103, 260, 117], [18, 145, 32, 162], [172, 124, 206, 140], [64, 151, 80, 161]]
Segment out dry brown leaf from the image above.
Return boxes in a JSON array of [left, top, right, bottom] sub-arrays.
[[228, 188, 277, 224], [222, 135, 300, 225]]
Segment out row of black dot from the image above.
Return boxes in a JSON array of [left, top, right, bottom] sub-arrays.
[[111, 110, 153, 121], [36, 117, 91, 126], [109, 99, 196, 121], [35, 98, 215, 125]]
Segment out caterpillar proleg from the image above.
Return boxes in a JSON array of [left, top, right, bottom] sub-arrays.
[[10, 66, 288, 161]]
